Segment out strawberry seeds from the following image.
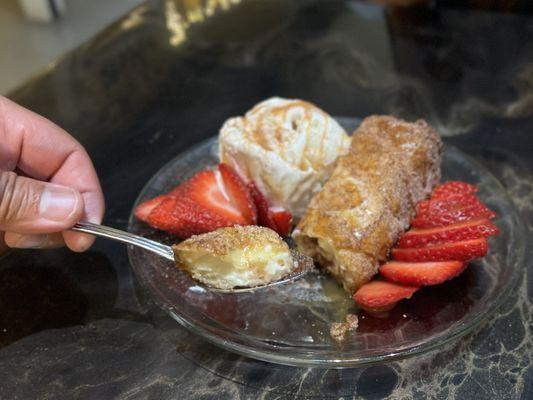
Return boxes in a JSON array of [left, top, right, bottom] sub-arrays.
[[354, 180, 498, 315], [134, 163, 292, 238]]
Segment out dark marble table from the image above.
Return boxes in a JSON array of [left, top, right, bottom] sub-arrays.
[[1, 0, 532, 398]]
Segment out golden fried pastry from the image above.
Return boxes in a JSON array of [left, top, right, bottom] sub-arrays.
[[173, 225, 293, 290], [293, 116, 442, 292], [219, 97, 351, 219]]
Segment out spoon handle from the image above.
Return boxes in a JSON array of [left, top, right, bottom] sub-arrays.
[[71, 222, 175, 261]]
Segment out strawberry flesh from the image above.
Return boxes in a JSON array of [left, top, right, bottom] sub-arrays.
[[392, 237, 488, 262], [136, 164, 259, 238], [218, 163, 257, 225], [379, 261, 467, 286], [398, 218, 498, 248], [270, 209, 293, 237], [247, 181, 293, 236], [182, 169, 247, 225], [248, 181, 276, 229], [354, 280, 418, 312]]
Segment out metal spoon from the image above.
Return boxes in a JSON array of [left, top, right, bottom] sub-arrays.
[[71, 222, 314, 293]]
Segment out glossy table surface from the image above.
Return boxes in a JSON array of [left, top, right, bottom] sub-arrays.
[[1, 0, 532, 398]]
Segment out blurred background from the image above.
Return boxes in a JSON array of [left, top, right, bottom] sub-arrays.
[[0, 0, 143, 94], [1, 0, 531, 95]]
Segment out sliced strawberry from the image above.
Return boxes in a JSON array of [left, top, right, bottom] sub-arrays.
[[248, 181, 277, 230], [170, 198, 236, 238], [270, 208, 293, 237], [145, 196, 182, 233], [431, 181, 477, 200], [135, 194, 167, 222], [411, 209, 495, 228], [354, 280, 419, 313], [416, 194, 470, 216], [247, 181, 293, 236], [218, 163, 257, 224], [182, 169, 247, 225], [416, 193, 492, 217], [147, 196, 233, 238], [411, 196, 495, 228], [392, 237, 488, 262], [398, 218, 498, 248], [379, 261, 467, 286]]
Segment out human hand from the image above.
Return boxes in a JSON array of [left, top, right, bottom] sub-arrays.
[[0, 96, 105, 252]]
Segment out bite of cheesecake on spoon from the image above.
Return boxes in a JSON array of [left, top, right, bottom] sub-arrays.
[[173, 225, 313, 292]]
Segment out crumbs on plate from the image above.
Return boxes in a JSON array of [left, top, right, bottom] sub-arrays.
[[329, 314, 359, 343]]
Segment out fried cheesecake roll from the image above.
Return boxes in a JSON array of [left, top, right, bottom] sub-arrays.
[[293, 116, 442, 292]]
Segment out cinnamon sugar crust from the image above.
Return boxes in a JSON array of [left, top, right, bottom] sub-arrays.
[[174, 225, 286, 257]]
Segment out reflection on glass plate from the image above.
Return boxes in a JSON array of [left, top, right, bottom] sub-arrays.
[[127, 119, 524, 368]]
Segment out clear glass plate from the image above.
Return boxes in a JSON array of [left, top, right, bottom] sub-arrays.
[[128, 120, 525, 368]]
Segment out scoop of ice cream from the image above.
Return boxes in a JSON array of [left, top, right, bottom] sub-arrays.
[[219, 97, 351, 219]]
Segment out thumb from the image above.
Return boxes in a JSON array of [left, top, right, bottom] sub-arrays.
[[0, 171, 84, 234]]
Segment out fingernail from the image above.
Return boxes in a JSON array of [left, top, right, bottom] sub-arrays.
[[9, 233, 47, 249], [39, 185, 79, 222], [73, 234, 94, 252]]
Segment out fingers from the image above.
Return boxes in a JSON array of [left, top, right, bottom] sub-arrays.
[[0, 96, 105, 252], [4, 232, 65, 249], [0, 96, 85, 179], [49, 146, 105, 251], [4, 231, 93, 253], [62, 230, 96, 253], [0, 171, 84, 233]]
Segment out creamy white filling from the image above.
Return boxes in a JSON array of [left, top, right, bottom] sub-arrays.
[[186, 248, 292, 288]]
